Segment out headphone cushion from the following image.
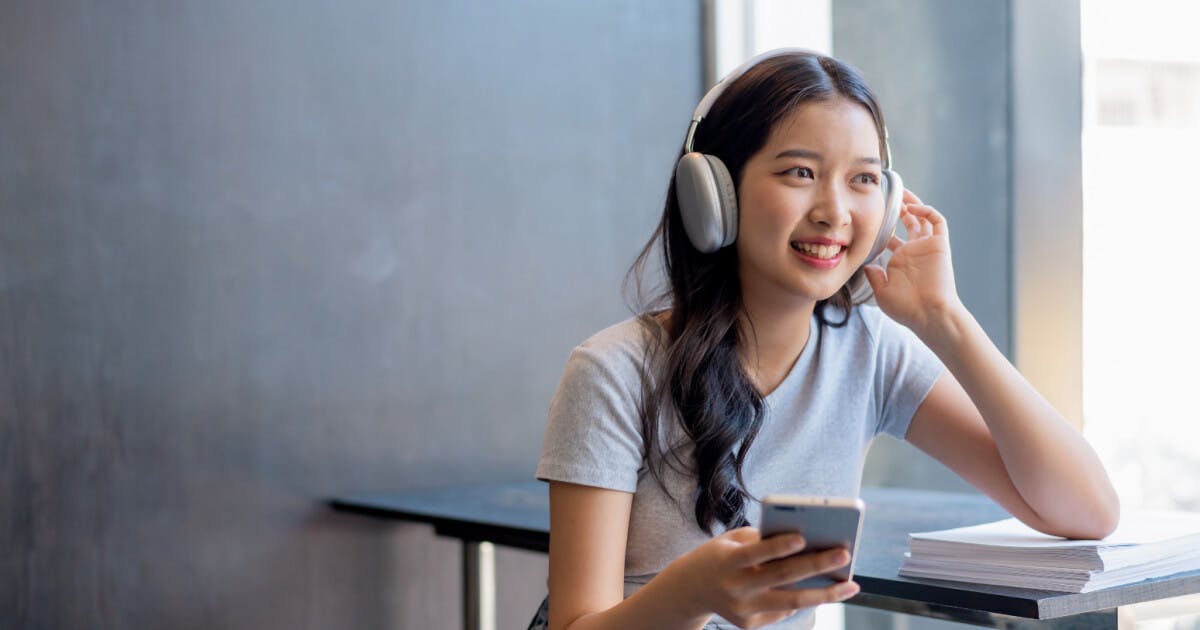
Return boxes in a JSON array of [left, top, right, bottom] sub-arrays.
[[676, 153, 739, 253], [704, 155, 738, 247], [868, 170, 903, 263], [849, 169, 904, 304]]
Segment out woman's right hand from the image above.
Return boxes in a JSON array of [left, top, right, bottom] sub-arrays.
[[668, 526, 860, 629]]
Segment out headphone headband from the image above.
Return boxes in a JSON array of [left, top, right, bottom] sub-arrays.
[[684, 47, 821, 153], [683, 47, 891, 169]]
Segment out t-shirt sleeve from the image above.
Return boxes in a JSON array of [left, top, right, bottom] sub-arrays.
[[869, 308, 945, 440], [535, 345, 646, 493]]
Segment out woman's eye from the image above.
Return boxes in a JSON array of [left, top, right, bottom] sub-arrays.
[[783, 166, 814, 178], [854, 173, 880, 185]]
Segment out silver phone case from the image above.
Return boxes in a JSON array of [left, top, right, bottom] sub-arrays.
[[759, 495, 866, 589]]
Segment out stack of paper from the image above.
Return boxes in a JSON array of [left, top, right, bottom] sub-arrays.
[[899, 511, 1200, 593]]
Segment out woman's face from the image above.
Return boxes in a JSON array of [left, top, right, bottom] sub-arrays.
[[734, 96, 885, 306]]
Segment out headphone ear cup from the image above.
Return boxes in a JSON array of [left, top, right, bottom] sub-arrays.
[[870, 169, 903, 263], [675, 153, 738, 253], [849, 169, 904, 305]]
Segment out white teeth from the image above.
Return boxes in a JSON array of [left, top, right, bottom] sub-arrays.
[[793, 242, 843, 259]]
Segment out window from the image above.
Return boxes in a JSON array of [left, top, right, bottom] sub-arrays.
[[707, 0, 832, 83], [1080, 0, 1200, 514]]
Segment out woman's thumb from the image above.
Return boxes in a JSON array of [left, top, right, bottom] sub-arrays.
[[864, 264, 886, 290], [722, 526, 760, 543]]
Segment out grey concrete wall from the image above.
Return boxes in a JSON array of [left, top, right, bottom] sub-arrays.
[[835, 0, 1011, 498], [0, 1, 699, 628]]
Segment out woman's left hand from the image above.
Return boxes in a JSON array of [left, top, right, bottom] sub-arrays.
[[863, 190, 964, 336]]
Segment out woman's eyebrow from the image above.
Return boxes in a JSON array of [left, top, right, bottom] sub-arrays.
[[774, 148, 882, 165], [775, 148, 822, 160]]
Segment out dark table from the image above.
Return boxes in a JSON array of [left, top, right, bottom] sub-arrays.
[[331, 482, 1200, 629]]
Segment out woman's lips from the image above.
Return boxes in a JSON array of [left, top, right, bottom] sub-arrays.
[[790, 243, 846, 269]]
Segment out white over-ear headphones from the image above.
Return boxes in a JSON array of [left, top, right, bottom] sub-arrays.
[[674, 47, 903, 305]]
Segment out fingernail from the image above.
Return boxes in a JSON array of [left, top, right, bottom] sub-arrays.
[[837, 583, 860, 600], [790, 535, 806, 550]]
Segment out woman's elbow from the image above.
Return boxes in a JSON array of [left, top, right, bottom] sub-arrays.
[[1032, 483, 1121, 540], [1092, 491, 1121, 539], [1063, 490, 1121, 540]]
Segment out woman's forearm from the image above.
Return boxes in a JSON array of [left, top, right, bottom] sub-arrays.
[[560, 568, 712, 630], [917, 304, 1120, 539]]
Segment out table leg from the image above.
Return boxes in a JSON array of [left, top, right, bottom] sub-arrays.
[[462, 540, 496, 630]]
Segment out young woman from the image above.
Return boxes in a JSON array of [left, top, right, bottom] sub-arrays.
[[529, 49, 1119, 630]]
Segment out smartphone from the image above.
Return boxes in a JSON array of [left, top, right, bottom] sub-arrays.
[[759, 495, 866, 590]]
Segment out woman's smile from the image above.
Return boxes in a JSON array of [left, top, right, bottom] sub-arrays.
[[790, 240, 847, 269]]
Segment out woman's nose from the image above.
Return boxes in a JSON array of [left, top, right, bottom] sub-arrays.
[[809, 185, 852, 227]]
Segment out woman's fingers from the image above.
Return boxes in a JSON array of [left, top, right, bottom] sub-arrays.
[[732, 533, 807, 569], [744, 547, 850, 591], [904, 204, 947, 237], [900, 208, 921, 238], [901, 210, 918, 238], [754, 578, 861, 612], [719, 545, 860, 627], [863, 264, 887, 290]]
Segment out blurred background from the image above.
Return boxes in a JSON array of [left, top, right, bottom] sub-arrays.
[[1, 0, 1196, 628]]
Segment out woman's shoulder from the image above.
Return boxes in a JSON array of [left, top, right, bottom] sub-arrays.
[[555, 314, 664, 386], [571, 315, 663, 373]]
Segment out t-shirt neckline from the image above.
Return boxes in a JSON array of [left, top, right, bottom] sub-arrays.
[[761, 311, 821, 405]]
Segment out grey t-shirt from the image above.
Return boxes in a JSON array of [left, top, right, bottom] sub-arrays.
[[536, 305, 944, 629]]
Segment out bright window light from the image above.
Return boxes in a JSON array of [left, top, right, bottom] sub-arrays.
[[1081, 0, 1200, 512]]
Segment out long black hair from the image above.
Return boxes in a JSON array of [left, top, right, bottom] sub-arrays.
[[626, 52, 888, 535]]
